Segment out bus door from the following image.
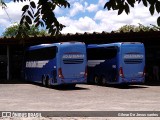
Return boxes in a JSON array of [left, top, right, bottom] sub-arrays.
[[121, 44, 145, 81], [59, 43, 86, 82]]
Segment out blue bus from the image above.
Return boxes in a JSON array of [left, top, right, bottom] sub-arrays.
[[23, 42, 87, 87], [87, 42, 145, 85]]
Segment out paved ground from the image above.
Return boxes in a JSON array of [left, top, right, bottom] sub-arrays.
[[0, 80, 160, 120]]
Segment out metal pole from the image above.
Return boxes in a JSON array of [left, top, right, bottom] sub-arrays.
[[7, 45, 10, 80]]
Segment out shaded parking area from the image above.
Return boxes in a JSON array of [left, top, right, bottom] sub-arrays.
[[0, 31, 160, 84]]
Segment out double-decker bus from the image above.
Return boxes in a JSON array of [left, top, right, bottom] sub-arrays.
[[87, 42, 145, 85], [23, 42, 87, 87]]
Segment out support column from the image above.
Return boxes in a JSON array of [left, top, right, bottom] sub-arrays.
[[7, 45, 10, 81]]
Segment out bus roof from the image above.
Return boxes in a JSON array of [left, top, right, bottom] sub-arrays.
[[27, 43, 60, 51], [87, 42, 143, 48], [27, 42, 84, 51]]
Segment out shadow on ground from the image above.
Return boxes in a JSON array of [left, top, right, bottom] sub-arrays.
[[52, 85, 90, 91], [0, 79, 90, 90], [0, 78, 27, 84], [32, 82, 90, 91], [107, 84, 149, 89], [1, 78, 160, 89], [144, 80, 160, 86]]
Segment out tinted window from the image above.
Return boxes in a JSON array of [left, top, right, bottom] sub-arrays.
[[26, 46, 57, 61], [87, 46, 118, 60]]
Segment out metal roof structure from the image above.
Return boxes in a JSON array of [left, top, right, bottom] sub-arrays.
[[0, 30, 160, 46]]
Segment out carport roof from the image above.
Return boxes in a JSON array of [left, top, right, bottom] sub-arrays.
[[0, 30, 160, 45]]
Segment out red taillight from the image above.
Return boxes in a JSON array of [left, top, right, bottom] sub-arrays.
[[119, 67, 124, 78], [58, 68, 64, 79], [84, 66, 87, 78]]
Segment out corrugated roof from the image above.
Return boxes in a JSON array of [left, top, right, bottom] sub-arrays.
[[0, 30, 160, 45]]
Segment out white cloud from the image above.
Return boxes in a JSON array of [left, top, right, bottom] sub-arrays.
[[0, 1, 32, 35], [69, 2, 84, 17], [0, 0, 159, 36], [95, 10, 133, 25], [86, 4, 98, 12], [0, 19, 10, 32], [58, 16, 99, 33], [84, 2, 88, 8], [54, 6, 63, 15], [58, 2, 159, 34], [98, 0, 107, 7], [0, 1, 31, 28], [77, 16, 97, 31], [94, 2, 159, 31], [0, 0, 41, 35]]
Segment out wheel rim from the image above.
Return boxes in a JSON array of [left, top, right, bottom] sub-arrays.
[[94, 76, 99, 84]]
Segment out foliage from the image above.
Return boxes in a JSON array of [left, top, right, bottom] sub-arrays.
[[0, 0, 6, 8], [104, 0, 160, 26], [13, 0, 70, 37], [2, 23, 48, 37], [114, 24, 160, 33], [1, 0, 160, 37]]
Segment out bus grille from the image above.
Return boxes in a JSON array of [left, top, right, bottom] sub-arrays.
[[124, 59, 143, 64], [63, 59, 84, 64]]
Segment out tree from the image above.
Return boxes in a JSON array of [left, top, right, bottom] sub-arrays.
[[114, 24, 160, 33], [0, 0, 6, 8], [15, 0, 70, 37], [104, 0, 160, 26], [1, 0, 70, 37], [2, 23, 48, 37], [1, 0, 160, 37]]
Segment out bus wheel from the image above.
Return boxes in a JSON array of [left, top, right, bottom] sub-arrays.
[[46, 76, 51, 88], [94, 76, 99, 85], [42, 76, 46, 87], [101, 76, 106, 86]]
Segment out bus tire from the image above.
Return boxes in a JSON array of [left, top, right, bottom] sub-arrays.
[[101, 76, 106, 86], [94, 75, 99, 85], [46, 76, 51, 88], [42, 75, 46, 87]]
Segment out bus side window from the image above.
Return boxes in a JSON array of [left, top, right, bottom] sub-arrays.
[[26, 46, 57, 61]]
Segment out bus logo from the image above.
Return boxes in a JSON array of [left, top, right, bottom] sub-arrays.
[[124, 53, 144, 59], [26, 61, 49, 68], [62, 54, 85, 59]]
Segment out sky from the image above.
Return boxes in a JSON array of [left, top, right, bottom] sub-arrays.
[[0, 0, 159, 36]]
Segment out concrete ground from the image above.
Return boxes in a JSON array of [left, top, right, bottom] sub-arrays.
[[0, 80, 160, 120]]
